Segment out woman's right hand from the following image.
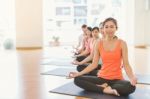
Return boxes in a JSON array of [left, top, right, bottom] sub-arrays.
[[72, 55, 78, 58], [130, 75, 137, 86], [72, 60, 81, 65], [67, 72, 80, 79]]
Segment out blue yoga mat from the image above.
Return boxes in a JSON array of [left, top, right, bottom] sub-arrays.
[[41, 58, 75, 66], [50, 82, 150, 99]]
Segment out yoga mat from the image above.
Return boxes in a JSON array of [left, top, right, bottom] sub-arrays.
[[41, 58, 74, 66], [135, 74, 150, 85], [42, 68, 150, 85], [41, 68, 76, 77], [124, 74, 150, 85], [42, 56, 72, 60], [50, 82, 150, 99]]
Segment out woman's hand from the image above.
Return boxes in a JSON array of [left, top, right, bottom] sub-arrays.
[[130, 76, 137, 86], [67, 72, 80, 79], [72, 45, 78, 50], [72, 55, 79, 58], [72, 60, 81, 65]]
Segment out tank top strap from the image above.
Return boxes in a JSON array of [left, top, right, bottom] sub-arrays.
[[98, 39, 103, 52], [116, 39, 122, 50]]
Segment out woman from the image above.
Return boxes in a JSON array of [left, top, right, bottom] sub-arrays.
[[73, 24, 87, 53], [74, 27, 92, 62], [69, 17, 137, 96], [72, 27, 101, 76]]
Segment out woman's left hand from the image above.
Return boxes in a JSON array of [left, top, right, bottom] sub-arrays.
[[130, 76, 137, 86]]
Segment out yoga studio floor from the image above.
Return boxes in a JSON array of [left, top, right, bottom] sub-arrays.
[[0, 45, 150, 99]]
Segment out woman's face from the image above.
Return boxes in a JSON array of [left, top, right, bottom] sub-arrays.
[[103, 21, 117, 37], [82, 27, 87, 34], [86, 29, 92, 37], [92, 29, 99, 38]]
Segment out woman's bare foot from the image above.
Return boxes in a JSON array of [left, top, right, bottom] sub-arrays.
[[97, 83, 108, 88], [103, 86, 120, 96]]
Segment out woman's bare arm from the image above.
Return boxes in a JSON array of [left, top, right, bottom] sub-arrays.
[[121, 40, 137, 85], [75, 40, 100, 76]]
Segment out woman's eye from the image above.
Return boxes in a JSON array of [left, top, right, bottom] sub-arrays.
[[105, 26, 115, 29], [110, 26, 115, 28]]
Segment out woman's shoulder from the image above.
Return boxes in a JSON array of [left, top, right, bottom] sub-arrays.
[[94, 38, 102, 47], [83, 36, 88, 41], [89, 38, 93, 41], [116, 38, 125, 43], [86, 38, 93, 44], [117, 39, 127, 48], [95, 38, 102, 43]]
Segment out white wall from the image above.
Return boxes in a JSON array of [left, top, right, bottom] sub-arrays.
[[134, 0, 150, 46], [16, 0, 43, 48], [145, 3, 150, 46], [125, 0, 150, 46], [134, 0, 146, 46], [125, 0, 135, 45]]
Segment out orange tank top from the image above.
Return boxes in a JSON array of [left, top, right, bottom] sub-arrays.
[[97, 39, 123, 80]]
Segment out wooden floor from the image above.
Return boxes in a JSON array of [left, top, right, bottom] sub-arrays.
[[0, 45, 150, 99]]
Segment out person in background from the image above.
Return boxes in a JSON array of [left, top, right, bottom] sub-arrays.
[[72, 27, 101, 76], [73, 24, 87, 54], [73, 27, 92, 62]]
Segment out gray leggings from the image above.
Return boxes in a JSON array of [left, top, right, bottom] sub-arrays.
[[74, 76, 136, 96]]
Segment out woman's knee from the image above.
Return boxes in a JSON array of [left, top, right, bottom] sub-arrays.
[[123, 82, 136, 94], [77, 65, 84, 72], [122, 84, 136, 96], [74, 76, 84, 87], [89, 70, 98, 76], [97, 64, 101, 70], [76, 56, 86, 62], [129, 84, 136, 94], [77, 64, 87, 72], [112, 81, 136, 96], [74, 76, 89, 84], [74, 77, 79, 85], [77, 66, 81, 72], [121, 83, 136, 96]]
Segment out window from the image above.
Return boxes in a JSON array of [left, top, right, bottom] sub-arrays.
[[56, 7, 71, 15], [74, 6, 87, 16], [74, 18, 87, 25], [91, 4, 105, 15], [43, 0, 127, 46], [73, 0, 87, 4]]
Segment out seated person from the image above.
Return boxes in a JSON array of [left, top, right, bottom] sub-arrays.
[[69, 17, 137, 96], [73, 27, 101, 76]]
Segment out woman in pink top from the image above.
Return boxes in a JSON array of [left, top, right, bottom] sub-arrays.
[[73, 27, 101, 76], [74, 27, 92, 62], [69, 17, 137, 96]]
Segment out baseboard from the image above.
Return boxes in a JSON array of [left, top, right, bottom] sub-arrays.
[[135, 45, 147, 49], [16, 47, 42, 50]]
